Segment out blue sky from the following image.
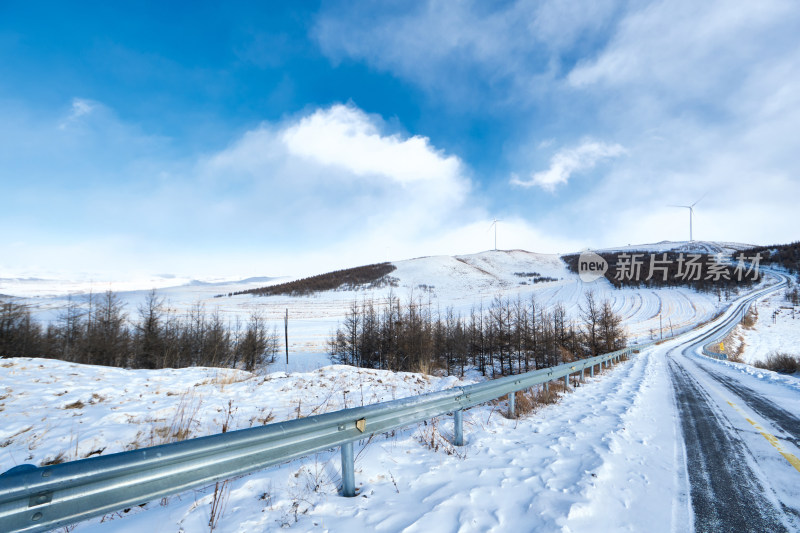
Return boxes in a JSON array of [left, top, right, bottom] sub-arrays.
[[2, 0, 799, 280]]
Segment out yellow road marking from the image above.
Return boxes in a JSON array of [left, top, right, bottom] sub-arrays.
[[726, 401, 800, 473]]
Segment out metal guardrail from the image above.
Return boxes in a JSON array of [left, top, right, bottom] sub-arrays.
[[0, 341, 656, 533], [702, 343, 728, 360], [696, 269, 790, 362]]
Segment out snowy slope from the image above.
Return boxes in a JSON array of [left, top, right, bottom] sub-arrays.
[[723, 290, 800, 365], [594, 239, 754, 255], [1, 244, 754, 365], [0, 351, 681, 532]]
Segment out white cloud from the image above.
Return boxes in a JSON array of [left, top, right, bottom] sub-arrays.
[[313, 0, 621, 106], [165, 103, 501, 275], [58, 98, 97, 129], [202, 104, 471, 229], [567, 0, 795, 94], [69, 98, 95, 119], [512, 141, 625, 191], [282, 104, 462, 185]]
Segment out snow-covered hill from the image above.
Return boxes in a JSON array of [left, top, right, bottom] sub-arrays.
[[593, 239, 754, 255], [1, 242, 758, 369]]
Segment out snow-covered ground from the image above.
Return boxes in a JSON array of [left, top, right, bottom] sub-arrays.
[[722, 289, 800, 366], [0, 359, 464, 471], [1, 244, 747, 363], [4, 334, 796, 532], [1, 241, 795, 532], [0, 348, 685, 532]]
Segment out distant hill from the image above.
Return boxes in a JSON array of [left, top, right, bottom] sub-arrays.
[[228, 242, 762, 299]]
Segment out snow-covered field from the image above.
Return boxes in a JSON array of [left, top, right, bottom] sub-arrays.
[[3, 335, 796, 532], [1, 242, 746, 364], [0, 349, 680, 532], [722, 289, 800, 366]]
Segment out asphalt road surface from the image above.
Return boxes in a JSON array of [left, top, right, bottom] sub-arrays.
[[668, 274, 800, 532]]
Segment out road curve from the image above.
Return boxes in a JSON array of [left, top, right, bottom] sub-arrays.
[[667, 273, 800, 532]]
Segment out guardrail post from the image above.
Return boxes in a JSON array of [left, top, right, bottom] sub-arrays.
[[508, 391, 516, 418], [563, 374, 569, 390], [453, 409, 464, 446], [590, 364, 595, 378], [341, 441, 355, 497], [580, 367, 585, 382]]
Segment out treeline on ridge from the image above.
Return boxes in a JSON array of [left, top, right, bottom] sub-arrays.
[[562, 251, 761, 294], [748, 241, 800, 275], [230, 262, 398, 297], [0, 290, 279, 371], [328, 291, 627, 377]]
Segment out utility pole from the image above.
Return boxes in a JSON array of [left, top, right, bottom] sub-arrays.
[[284, 308, 289, 368]]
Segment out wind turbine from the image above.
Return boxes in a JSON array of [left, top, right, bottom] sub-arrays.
[[669, 194, 705, 242], [488, 218, 501, 251]]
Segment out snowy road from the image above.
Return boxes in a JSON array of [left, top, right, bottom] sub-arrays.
[[665, 274, 800, 532]]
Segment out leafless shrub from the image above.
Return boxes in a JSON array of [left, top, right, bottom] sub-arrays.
[[755, 352, 800, 374]]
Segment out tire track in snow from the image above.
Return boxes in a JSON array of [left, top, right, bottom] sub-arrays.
[[668, 357, 792, 532], [694, 364, 800, 447]]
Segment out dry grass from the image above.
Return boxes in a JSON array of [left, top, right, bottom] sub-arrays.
[[414, 417, 466, 458], [138, 390, 203, 447], [706, 329, 746, 363], [63, 400, 85, 410], [558, 346, 577, 363], [249, 408, 275, 427], [166, 391, 202, 442], [1, 425, 33, 448], [210, 369, 251, 391], [725, 331, 746, 363], [741, 306, 758, 329], [220, 400, 237, 433], [512, 390, 535, 416], [496, 382, 567, 420], [40, 450, 67, 466], [208, 479, 231, 532]]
